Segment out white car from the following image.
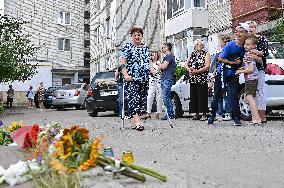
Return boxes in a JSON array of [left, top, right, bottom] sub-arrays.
[[171, 42, 284, 120]]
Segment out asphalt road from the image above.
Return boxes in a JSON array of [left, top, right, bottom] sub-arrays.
[[1, 107, 284, 188]]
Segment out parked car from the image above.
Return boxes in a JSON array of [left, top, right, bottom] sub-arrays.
[[86, 71, 119, 117], [43, 87, 59, 109], [34, 87, 58, 109], [52, 83, 88, 110], [171, 42, 284, 120]]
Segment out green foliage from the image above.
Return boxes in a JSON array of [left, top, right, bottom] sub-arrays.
[[175, 62, 186, 81], [0, 104, 4, 114], [32, 164, 82, 188], [0, 15, 37, 83], [269, 18, 284, 42]]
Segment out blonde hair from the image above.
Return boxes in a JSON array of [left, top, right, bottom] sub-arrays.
[[193, 39, 204, 50], [219, 34, 232, 44], [246, 20, 257, 27]]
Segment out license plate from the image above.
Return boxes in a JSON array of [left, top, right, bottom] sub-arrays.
[[100, 91, 118, 96]]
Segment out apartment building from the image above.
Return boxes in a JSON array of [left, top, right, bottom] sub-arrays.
[[164, 0, 208, 62], [207, 0, 232, 54], [89, 0, 163, 78], [1, 0, 90, 86]]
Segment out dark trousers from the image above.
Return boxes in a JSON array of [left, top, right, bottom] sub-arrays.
[[211, 74, 240, 120], [6, 97, 13, 108], [190, 83, 208, 114]]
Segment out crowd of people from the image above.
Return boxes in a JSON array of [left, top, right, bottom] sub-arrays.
[[117, 21, 268, 131]]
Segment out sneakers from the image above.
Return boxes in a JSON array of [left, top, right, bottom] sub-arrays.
[[233, 119, 242, 126], [223, 113, 231, 121], [199, 115, 207, 121], [216, 115, 223, 121], [208, 115, 215, 125]]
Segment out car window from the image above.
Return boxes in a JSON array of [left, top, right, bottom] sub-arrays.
[[60, 84, 81, 90], [268, 42, 284, 59], [91, 72, 115, 85]]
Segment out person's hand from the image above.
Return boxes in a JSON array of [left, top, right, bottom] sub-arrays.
[[235, 70, 241, 75], [150, 68, 155, 76], [188, 68, 194, 76], [124, 75, 133, 82], [247, 52, 260, 60], [250, 49, 260, 55]]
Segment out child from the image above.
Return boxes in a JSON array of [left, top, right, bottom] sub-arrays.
[[27, 86, 34, 109], [235, 36, 261, 125]]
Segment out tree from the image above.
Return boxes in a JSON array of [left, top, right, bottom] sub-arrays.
[[0, 15, 37, 83], [269, 18, 284, 42]]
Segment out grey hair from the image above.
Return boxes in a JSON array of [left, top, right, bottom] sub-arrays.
[[193, 39, 205, 50]]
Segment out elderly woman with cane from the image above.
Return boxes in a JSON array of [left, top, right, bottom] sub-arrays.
[[120, 27, 151, 131]]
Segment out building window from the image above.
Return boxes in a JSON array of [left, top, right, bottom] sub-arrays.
[[84, 40, 90, 48], [173, 0, 184, 15], [85, 0, 90, 4], [58, 12, 71, 25], [193, 0, 205, 8], [84, 52, 90, 67], [58, 38, 71, 51], [84, 11, 90, 19], [62, 78, 71, 85], [106, 17, 111, 37], [84, 24, 90, 33], [217, 0, 225, 5]]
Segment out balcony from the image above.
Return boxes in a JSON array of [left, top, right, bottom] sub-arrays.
[[165, 8, 208, 37]]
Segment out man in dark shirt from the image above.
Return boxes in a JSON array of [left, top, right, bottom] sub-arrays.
[[159, 43, 176, 120], [208, 23, 248, 126]]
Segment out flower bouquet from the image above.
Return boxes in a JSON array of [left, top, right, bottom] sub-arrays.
[[0, 121, 24, 146], [49, 125, 167, 182]]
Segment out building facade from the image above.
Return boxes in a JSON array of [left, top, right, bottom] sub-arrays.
[[1, 0, 90, 86], [207, 0, 232, 54], [164, 0, 208, 62], [89, 0, 163, 78]]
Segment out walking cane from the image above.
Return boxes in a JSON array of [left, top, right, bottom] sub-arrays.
[[121, 78, 125, 129]]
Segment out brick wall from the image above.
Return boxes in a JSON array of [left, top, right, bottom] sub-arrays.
[[232, 0, 283, 28]]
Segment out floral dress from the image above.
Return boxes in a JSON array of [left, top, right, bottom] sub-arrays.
[[38, 86, 45, 101], [121, 42, 151, 116]]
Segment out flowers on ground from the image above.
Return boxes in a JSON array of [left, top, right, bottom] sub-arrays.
[[0, 121, 24, 146]]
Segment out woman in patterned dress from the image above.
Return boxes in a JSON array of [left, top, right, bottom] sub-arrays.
[[37, 82, 45, 109], [120, 27, 151, 131], [184, 39, 210, 121], [246, 20, 269, 123]]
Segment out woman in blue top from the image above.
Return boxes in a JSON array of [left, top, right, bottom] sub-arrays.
[[120, 27, 151, 131]]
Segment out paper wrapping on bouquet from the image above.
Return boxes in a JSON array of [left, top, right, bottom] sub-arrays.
[[10, 125, 40, 148]]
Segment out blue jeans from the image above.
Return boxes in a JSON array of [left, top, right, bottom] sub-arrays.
[[117, 83, 123, 116], [161, 79, 174, 118], [217, 91, 231, 115], [211, 74, 239, 120]]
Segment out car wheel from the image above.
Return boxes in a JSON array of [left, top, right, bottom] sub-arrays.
[[75, 105, 81, 110], [56, 106, 63, 111], [89, 109, 98, 117], [44, 105, 50, 109], [238, 88, 252, 121], [172, 94, 183, 118]]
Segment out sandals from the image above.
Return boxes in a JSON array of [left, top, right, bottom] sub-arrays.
[[247, 122, 262, 126], [135, 125, 144, 131], [130, 125, 144, 131]]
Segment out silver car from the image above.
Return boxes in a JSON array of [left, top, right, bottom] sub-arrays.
[[52, 83, 89, 110]]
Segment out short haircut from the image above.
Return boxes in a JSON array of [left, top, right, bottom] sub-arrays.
[[193, 39, 204, 49], [130, 27, 143, 36], [246, 36, 258, 45], [151, 51, 160, 60], [219, 34, 232, 44], [163, 43, 172, 51]]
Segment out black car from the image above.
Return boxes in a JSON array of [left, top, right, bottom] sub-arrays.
[[86, 71, 120, 117], [34, 87, 59, 109]]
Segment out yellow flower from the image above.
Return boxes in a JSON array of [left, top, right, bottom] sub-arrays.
[[7, 121, 24, 132]]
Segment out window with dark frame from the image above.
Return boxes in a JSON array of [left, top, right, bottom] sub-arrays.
[[84, 40, 90, 48], [84, 11, 90, 19], [84, 52, 90, 67], [58, 38, 71, 51], [84, 24, 90, 33]]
